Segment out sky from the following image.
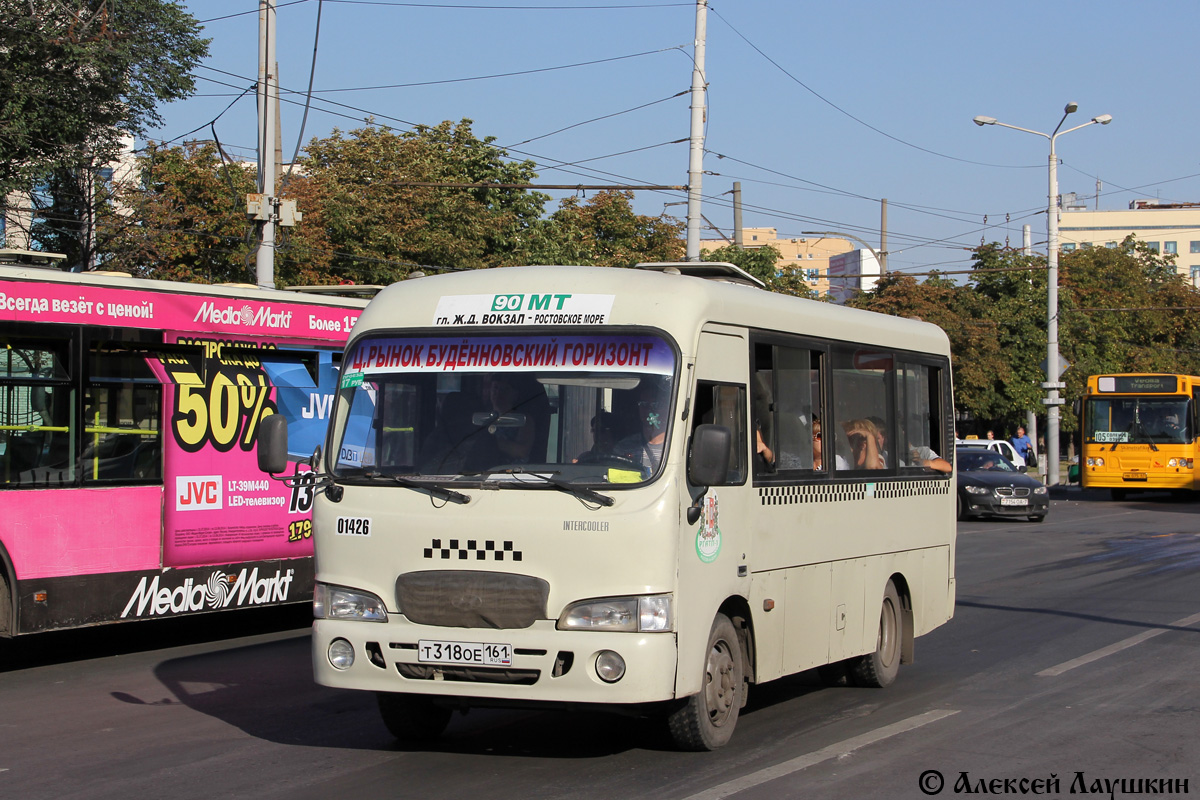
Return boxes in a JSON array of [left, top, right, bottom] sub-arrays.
[[146, 1, 1200, 278]]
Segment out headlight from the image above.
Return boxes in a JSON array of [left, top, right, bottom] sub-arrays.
[[557, 595, 673, 632], [1033, 486, 1048, 495], [313, 583, 388, 622], [965, 485, 991, 495], [1087, 457, 1105, 467]]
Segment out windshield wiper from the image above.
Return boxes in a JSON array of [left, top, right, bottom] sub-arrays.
[[363, 471, 471, 504], [483, 469, 614, 507]]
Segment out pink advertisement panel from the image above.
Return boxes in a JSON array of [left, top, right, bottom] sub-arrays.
[[3, 486, 162, 580], [158, 333, 320, 569], [0, 278, 359, 340]]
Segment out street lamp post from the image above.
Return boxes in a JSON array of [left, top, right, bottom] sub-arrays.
[[973, 104, 1111, 486]]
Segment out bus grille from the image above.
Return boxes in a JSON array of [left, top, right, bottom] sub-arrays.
[[395, 570, 549, 629], [396, 663, 540, 685]]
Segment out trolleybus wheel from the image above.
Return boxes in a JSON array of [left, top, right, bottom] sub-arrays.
[[377, 692, 452, 742], [667, 613, 743, 751], [849, 580, 903, 688]]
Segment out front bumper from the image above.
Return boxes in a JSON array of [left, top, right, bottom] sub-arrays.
[[312, 616, 681, 706], [963, 495, 1049, 518]]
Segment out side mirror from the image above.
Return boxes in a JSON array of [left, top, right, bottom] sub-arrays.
[[257, 413, 289, 475], [688, 424, 732, 487]]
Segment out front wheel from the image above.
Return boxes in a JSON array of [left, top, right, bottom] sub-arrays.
[[667, 613, 744, 751], [849, 580, 903, 688], [377, 692, 453, 743]]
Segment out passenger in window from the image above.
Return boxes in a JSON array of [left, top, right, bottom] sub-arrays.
[[752, 373, 775, 472], [843, 418, 886, 469], [905, 442, 952, 473], [755, 425, 774, 470], [614, 379, 669, 476], [811, 417, 849, 471]]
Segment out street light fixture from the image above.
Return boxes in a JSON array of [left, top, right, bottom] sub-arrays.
[[974, 102, 1112, 486]]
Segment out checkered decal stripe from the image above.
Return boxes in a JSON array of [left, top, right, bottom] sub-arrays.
[[424, 539, 522, 561], [759, 480, 950, 505]]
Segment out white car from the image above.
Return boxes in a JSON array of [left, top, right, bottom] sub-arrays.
[[955, 439, 1027, 470]]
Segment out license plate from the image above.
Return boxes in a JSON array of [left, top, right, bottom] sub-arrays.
[[1000, 497, 1028, 506], [1123, 472, 1148, 481], [418, 639, 513, 667]]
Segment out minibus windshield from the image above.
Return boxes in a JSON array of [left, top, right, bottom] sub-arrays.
[[332, 332, 677, 486]]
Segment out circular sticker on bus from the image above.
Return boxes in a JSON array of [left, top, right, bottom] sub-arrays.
[[696, 490, 721, 563]]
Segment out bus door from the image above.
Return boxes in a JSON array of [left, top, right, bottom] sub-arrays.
[[676, 327, 752, 686]]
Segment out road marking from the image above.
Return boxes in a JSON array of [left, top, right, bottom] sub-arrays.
[[683, 709, 959, 800], [1037, 610, 1200, 677]]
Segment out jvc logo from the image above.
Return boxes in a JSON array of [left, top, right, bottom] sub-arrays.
[[301, 393, 334, 419], [176, 475, 223, 511]]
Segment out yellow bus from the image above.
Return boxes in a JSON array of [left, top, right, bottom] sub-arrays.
[[258, 263, 957, 750], [1081, 373, 1199, 499]]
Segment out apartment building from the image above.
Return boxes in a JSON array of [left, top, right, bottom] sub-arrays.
[[699, 227, 853, 296], [1058, 199, 1200, 283]]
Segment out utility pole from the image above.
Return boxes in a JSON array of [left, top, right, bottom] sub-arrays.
[[254, 0, 278, 289], [732, 182, 743, 248], [685, 0, 708, 261], [879, 198, 888, 273]]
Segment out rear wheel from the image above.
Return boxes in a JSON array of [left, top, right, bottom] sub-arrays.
[[667, 613, 744, 750], [849, 580, 903, 688], [0, 571, 11, 636], [376, 692, 453, 743]]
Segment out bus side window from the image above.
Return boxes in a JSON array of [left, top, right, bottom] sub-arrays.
[[84, 348, 162, 484], [692, 380, 747, 485], [0, 337, 74, 488], [831, 347, 894, 471], [897, 362, 948, 472], [771, 345, 821, 472]]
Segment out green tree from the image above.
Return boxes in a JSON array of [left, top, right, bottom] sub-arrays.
[[1, 1, 208, 267], [101, 141, 258, 283], [531, 190, 684, 268], [289, 120, 551, 283], [848, 240, 1200, 438], [700, 243, 815, 298]]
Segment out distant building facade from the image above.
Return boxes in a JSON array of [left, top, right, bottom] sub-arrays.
[[1058, 200, 1200, 284], [2, 135, 139, 266], [699, 227, 853, 296]]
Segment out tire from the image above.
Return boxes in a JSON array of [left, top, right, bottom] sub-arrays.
[[376, 692, 453, 743], [956, 495, 966, 521], [667, 613, 744, 751], [0, 572, 11, 636], [849, 581, 903, 688]]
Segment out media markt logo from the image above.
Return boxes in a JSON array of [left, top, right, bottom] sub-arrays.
[[193, 301, 294, 329], [119, 567, 296, 619]]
